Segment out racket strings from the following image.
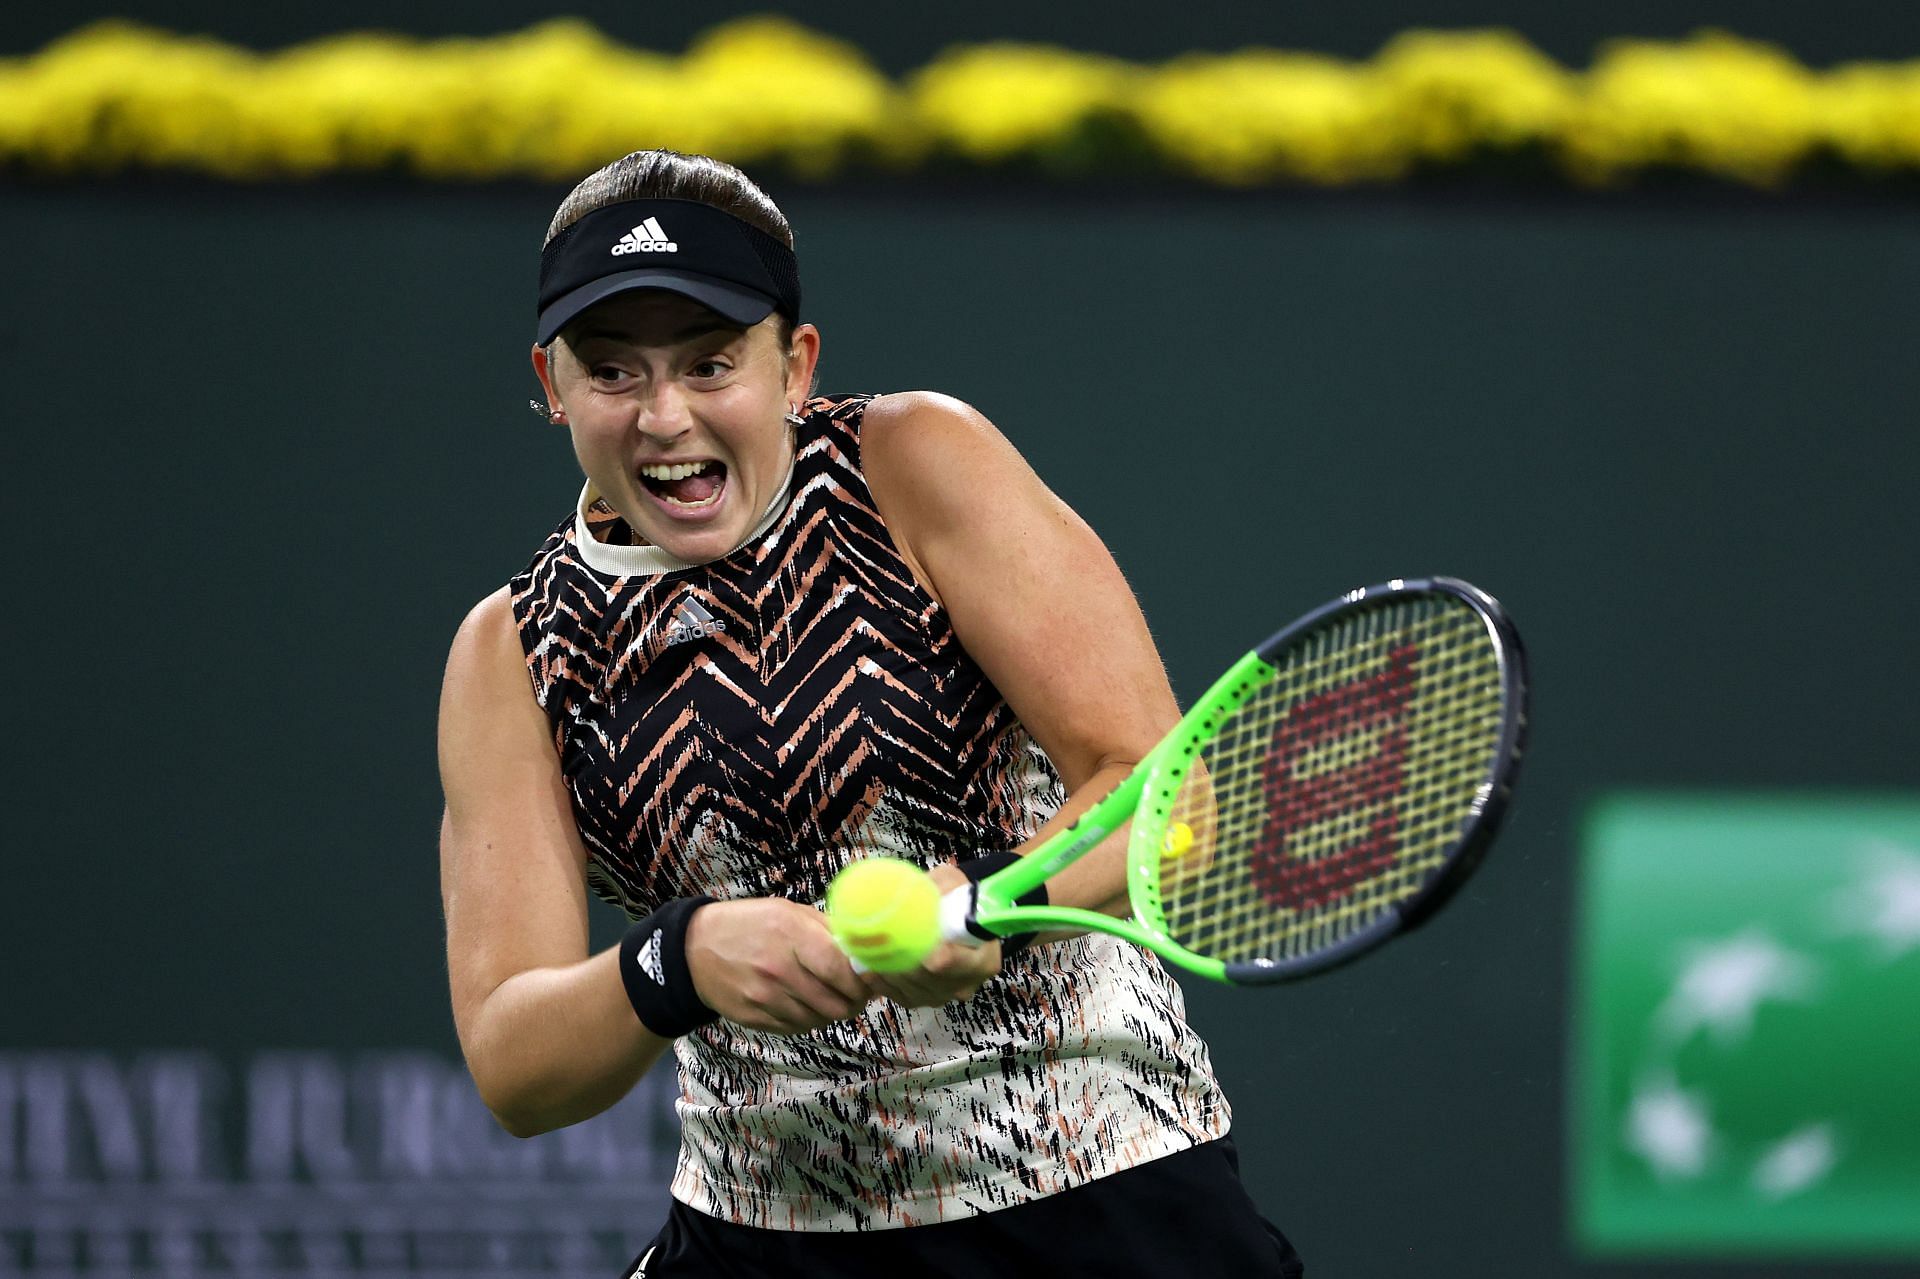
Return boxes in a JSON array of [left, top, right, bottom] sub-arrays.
[[1156, 596, 1506, 966]]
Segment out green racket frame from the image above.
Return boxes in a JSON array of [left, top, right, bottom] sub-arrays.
[[949, 575, 1528, 985], [955, 648, 1271, 983]]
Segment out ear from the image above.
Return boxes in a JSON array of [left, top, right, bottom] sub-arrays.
[[530, 341, 566, 422], [784, 323, 822, 408]]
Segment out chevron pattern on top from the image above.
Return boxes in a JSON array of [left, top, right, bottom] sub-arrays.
[[507, 395, 1227, 1230], [511, 395, 1063, 913]]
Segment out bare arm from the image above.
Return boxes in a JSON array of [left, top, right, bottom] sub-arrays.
[[438, 588, 669, 1137], [439, 590, 873, 1136], [863, 392, 1183, 923]]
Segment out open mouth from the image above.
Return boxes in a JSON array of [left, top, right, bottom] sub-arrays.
[[639, 460, 728, 511]]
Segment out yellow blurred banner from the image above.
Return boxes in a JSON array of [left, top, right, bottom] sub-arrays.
[[2, 17, 1918, 186]]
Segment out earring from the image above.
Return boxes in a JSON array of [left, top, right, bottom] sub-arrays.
[[530, 398, 566, 424], [784, 408, 805, 428]]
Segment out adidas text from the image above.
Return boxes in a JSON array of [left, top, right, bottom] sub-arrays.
[[664, 617, 726, 647], [612, 217, 677, 256], [662, 598, 726, 649], [636, 931, 666, 986]]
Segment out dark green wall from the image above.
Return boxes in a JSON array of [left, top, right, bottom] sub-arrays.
[[8, 177, 1918, 1276]]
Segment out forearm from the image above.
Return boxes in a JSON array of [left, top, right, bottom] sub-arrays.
[[461, 944, 672, 1138], [1016, 760, 1137, 921]]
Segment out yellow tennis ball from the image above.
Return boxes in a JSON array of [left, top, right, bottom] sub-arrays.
[[1162, 821, 1195, 858], [827, 857, 942, 973]]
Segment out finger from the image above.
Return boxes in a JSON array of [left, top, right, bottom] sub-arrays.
[[783, 958, 869, 1023], [795, 941, 874, 1008], [922, 941, 998, 980], [927, 862, 968, 893], [890, 969, 985, 1008], [861, 974, 906, 1002], [866, 973, 944, 1008], [862, 961, 956, 999], [754, 992, 837, 1035]]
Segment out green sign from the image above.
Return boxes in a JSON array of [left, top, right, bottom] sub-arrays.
[[1573, 794, 1920, 1258]]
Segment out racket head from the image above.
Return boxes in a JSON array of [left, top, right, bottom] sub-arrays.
[[1129, 577, 1528, 984]]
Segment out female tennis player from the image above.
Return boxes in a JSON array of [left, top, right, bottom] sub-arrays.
[[437, 149, 1304, 1276]]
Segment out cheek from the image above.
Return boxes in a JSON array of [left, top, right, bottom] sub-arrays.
[[718, 416, 789, 468], [566, 422, 624, 474], [565, 431, 596, 477]]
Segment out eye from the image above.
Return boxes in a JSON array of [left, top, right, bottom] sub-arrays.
[[589, 364, 632, 386], [688, 357, 731, 380]]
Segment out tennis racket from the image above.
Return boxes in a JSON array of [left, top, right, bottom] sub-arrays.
[[827, 576, 1528, 984]]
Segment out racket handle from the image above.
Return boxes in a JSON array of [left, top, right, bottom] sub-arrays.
[[941, 882, 986, 949]]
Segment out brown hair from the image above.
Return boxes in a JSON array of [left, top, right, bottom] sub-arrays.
[[546, 150, 792, 250]]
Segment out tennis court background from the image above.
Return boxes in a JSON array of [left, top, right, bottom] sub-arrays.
[[7, 6, 1920, 1278]]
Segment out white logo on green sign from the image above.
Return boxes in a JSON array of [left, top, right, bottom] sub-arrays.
[[1573, 795, 1920, 1258]]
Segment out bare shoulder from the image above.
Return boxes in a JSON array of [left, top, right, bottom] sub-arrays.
[[863, 392, 1043, 603], [863, 390, 1011, 465], [438, 585, 546, 788], [862, 391, 1077, 613], [865, 389, 987, 429], [441, 588, 522, 711], [444, 585, 521, 685], [861, 392, 1042, 520]]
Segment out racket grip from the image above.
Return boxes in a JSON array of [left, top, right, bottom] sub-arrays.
[[941, 883, 986, 949]]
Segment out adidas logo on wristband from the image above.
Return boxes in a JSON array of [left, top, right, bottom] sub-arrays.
[[636, 930, 666, 985], [619, 897, 718, 1039]]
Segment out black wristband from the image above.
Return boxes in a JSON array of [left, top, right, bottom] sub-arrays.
[[956, 854, 1049, 957], [618, 896, 718, 1038]]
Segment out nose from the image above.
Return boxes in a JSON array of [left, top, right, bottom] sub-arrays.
[[635, 381, 695, 444]]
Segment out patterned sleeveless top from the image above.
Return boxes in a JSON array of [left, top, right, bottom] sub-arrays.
[[508, 394, 1228, 1231]]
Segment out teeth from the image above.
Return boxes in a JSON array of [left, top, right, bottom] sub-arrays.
[[640, 461, 711, 481]]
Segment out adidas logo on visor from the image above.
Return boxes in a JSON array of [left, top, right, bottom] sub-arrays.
[[612, 217, 677, 255]]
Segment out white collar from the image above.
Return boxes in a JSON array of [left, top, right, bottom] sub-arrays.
[[571, 455, 794, 577]]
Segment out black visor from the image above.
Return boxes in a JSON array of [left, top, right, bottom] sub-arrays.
[[536, 198, 801, 345]]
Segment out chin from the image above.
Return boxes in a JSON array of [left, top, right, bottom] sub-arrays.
[[658, 522, 747, 563]]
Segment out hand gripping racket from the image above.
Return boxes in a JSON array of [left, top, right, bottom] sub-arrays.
[[828, 577, 1528, 984]]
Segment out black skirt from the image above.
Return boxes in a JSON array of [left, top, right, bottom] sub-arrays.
[[616, 1136, 1304, 1278]]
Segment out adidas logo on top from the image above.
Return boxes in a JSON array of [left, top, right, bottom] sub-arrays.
[[661, 597, 726, 649], [612, 217, 677, 255]]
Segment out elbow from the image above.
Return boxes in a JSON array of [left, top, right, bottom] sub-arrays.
[[469, 1065, 567, 1139], [492, 1107, 557, 1140], [474, 1079, 545, 1139], [471, 1061, 649, 1139], [478, 1081, 569, 1139]]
